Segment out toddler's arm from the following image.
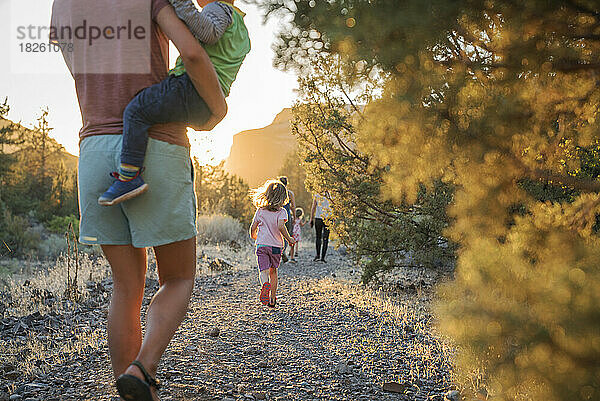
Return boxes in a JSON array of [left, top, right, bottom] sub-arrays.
[[169, 0, 233, 45]]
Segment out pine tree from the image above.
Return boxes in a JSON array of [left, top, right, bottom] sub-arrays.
[[278, 149, 312, 214], [193, 159, 254, 223], [291, 54, 454, 282], [24, 108, 62, 203], [261, 0, 600, 399], [0, 99, 21, 201]]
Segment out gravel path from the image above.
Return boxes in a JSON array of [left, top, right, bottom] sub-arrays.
[[1, 243, 455, 401]]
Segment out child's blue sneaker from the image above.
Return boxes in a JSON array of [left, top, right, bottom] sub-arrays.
[[98, 172, 148, 206]]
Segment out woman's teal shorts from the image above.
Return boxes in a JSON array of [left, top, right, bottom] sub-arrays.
[[78, 135, 197, 248]]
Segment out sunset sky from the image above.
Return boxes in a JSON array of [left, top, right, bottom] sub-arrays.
[[0, 0, 298, 163]]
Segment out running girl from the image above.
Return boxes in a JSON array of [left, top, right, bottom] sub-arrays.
[[249, 180, 295, 307]]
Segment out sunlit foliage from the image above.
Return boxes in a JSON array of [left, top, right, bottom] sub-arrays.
[[260, 0, 600, 399], [6, 108, 77, 220], [291, 55, 454, 283], [278, 149, 313, 213], [193, 159, 254, 224], [1, 103, 78, 257]]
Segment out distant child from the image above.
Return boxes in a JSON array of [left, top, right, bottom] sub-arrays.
[[249, 180, 296, 307], [290, 207, 308, 262], [99, 0, 251, 206]]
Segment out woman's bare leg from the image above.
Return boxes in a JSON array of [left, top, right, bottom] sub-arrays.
[[123, 237, 196, 399], [102, 244, 148, 380]]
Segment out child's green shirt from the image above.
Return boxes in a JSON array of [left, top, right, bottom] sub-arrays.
[[169, 1, 251, 97]]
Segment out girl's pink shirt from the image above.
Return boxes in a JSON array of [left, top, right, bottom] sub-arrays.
[[253, 207, 288, 247]]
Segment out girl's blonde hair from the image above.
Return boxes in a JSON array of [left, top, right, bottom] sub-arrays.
[[250, 179, 289, 211], [295, 207, 304, 219]]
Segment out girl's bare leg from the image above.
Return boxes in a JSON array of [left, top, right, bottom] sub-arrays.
[[269, 267, 278, 302], [259, 269, 269, 285]]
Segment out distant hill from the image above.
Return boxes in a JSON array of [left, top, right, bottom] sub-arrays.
[[0, 118, 78, 171], [224, 109, 296, 187]]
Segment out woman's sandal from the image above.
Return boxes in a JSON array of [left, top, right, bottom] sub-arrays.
[[268, 299, 277, 308], [116, 360, 160, 401]]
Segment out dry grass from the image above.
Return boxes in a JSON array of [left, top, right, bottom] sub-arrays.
[[0, 251, 111, 395], [1, 252, 111, 317], [196, 243, 255, 274]]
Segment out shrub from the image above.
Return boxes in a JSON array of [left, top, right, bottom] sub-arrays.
[[196, 214, 247, 244], [37, 234, 68, 259], [290, 56, 455, 283], [194, 161, 254, 224], [263, 1, 600, 399], [0, 210, 39, 258], [45, 214, 79, 236]]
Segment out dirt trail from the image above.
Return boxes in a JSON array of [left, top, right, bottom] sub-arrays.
[[1, 243, 454, 401]]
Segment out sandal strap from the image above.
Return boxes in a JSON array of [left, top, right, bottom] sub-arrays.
[[131, 360, 161, 389]]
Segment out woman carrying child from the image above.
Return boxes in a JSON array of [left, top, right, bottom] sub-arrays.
[[249, 180, 296, 307]]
